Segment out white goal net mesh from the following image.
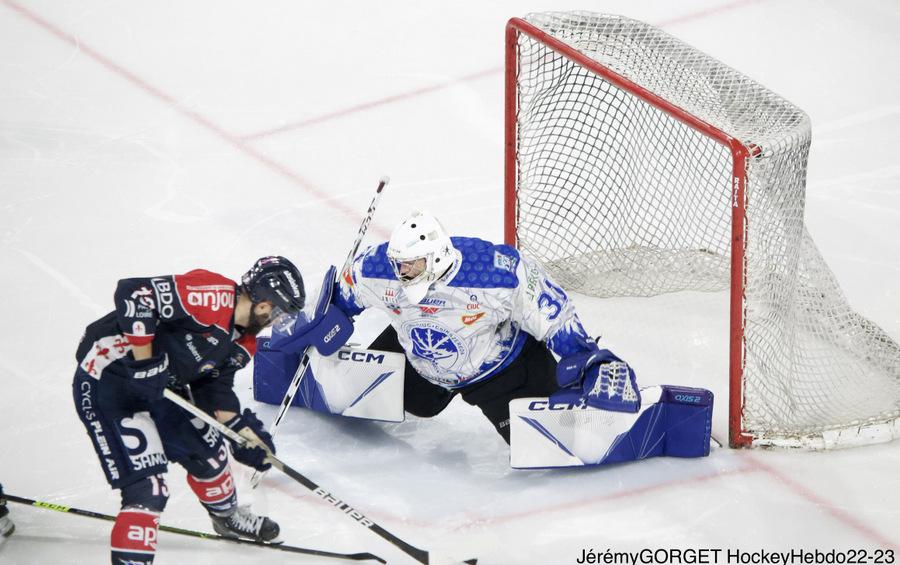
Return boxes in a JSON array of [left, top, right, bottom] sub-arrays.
[[511, 12, 900, 447]]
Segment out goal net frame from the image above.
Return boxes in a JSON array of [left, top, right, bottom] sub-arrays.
[[504, 13, 900, 448]]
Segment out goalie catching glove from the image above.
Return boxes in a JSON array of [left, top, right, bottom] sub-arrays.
[[552, 343, 641, 412], [224, 409, 275, 471]]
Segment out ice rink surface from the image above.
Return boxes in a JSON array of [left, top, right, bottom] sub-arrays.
[[1, 0, 898, 563]]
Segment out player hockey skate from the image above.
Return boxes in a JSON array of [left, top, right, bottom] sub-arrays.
[[210, 506, 280, 543], [0, 502, 14, 537]]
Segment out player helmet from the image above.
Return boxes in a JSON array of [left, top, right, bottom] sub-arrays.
[[387, 210, 458, 304], [241, 256, 306, 317]]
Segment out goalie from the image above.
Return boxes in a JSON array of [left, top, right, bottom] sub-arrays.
[[334, 210, 646, 442], [264, 211, 713, 467]]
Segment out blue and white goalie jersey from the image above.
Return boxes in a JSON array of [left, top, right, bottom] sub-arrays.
[[336, 237, 597, 390]]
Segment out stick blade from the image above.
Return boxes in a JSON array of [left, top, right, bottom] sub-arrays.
[[348, 552, 387, 563], [428, 555, 478, 565]]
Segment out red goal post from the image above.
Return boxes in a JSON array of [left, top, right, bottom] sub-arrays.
[[504, 13, 900, 449]]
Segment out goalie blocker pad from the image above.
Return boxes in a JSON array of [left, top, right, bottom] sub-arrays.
[[254, 339, 405, 422], [510, 385, 713, 469], [269, 265, 354, 357]]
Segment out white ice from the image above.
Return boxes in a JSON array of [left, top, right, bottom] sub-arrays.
[[1, 1, 898, 564]]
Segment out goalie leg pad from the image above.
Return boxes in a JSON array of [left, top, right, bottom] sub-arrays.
[[254, 344, 406, 422], [658, 386, 713, 458], [252, 339, 301, 406], [509, 385, 713, 468]]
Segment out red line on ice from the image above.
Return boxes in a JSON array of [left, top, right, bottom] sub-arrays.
[[449, 464, 757, 531], [748, 455, 899, 551], [1, 0, 390, 238], [240, 66, 500, 141]]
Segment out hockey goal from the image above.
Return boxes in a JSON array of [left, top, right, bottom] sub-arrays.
[[505, 12, 900, 448]]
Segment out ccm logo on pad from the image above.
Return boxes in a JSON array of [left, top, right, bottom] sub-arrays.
[[338, 351, 385, 364], [528, 400, 585, 411]]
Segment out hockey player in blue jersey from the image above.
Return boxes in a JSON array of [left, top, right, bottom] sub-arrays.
[[331, 210, 641, 443], [73, 256, 304, 565]]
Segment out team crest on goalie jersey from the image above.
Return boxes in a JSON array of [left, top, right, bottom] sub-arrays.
[[404, 321, 466, 371]]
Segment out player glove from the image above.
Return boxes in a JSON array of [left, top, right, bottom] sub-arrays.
[[224, 409, 275, 471], [123, 353, 170, 401], [554, 347, 641, 412], [580, 358, 641, 412]]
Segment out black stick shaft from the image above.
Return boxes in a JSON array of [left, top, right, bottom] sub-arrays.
[[342, 176, 389, 276], [2, 493, 384, 563], [251, 176, 390, 491], [164, 389, 435, 563], [267, 459, 431, 564]]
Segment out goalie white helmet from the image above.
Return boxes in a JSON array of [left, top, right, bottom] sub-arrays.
[[387, 210, 458, 304]]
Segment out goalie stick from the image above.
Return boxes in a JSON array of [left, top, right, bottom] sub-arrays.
[[1, 493, 385, 562], [162, 389, 478, 565], [249, 175, 390, 490]]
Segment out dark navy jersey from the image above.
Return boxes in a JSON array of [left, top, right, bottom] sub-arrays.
[[75, 269, 254, 414]]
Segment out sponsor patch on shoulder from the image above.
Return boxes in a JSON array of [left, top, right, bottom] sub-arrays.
[[493, 251, 517, 273]]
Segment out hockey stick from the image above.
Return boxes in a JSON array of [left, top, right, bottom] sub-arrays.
[[247, 347, 312, 489], [249, 175, 390, 490], [340, 176, 390, 276], [1, 493, 385, 562], [163, 389, 477, 565]]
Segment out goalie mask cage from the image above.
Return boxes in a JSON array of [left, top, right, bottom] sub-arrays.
[[505, 13, 900, 448]]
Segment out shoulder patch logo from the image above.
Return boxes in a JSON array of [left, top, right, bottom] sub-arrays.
[[493, 251, 517, 273]]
